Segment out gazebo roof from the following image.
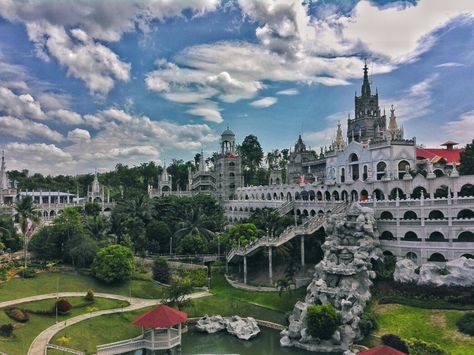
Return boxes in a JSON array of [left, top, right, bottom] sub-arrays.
[[359, 345, 407, 355], [133, 305, 187, 329]]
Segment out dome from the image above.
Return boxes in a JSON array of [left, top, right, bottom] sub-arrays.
[[221, 126, 235, 137]]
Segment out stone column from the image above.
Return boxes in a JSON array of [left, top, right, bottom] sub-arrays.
[[300, 235, 305, 269], [243, 256, 247, 285], [268, 246, 273, 285]]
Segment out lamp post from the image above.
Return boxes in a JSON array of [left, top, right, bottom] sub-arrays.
[[169, 236, 173, 255]]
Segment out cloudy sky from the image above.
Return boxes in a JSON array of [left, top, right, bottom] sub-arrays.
[[0, 0, 473, 175]]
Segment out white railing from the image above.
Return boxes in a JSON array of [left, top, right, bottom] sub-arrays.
[[227, 202, 347, 262], [46, 344, 85, 355]]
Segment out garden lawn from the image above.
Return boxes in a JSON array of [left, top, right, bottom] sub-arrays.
[[0, 297, 128, 355], [0, 272, 165, 302], [211, 271, 305, 314], [372, 303, 474, 355]]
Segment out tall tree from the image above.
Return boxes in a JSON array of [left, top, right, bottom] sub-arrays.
[[238, 134, 264, 185], [173, 208, 215, 246], [14, 196, 40, 268], [460, 139, 474, 175]]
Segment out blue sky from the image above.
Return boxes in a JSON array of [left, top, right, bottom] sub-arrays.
[[0, 0, 473, 175]]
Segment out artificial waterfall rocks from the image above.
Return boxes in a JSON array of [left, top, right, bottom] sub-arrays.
[[394, 257, 474, 287], [280, 203, 381, 353]]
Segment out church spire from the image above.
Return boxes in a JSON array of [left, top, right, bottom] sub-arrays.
[[388, 105, 398, 132], [0, 150, 8, 190], [361, 59, 371, 97], [334, 121, 345, 150]]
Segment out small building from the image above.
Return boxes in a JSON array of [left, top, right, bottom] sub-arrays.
[[96, 305, 187, 354]]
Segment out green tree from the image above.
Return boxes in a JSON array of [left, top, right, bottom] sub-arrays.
[[84, 202, 101, 217], [306, 304, 341, 339], [0, 213, 20, 251], [91, 245, 134, 283], [223, 223, 260, 248], [152, 256, 170, 284], [238, 134, 263, 185], [145, 220, 170, 253], [70, 237, 99, 268], [165, 279, 193, 310], [14, 196, 40, 268], [173, 208, 215, 245], [460, 139, 474, 175], [176, 232, 208, 254]]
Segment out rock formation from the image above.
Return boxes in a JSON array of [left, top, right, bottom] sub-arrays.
[[196, 314, 260, 340], [394, 257, 474, 287], [281, 203, 381, 353]]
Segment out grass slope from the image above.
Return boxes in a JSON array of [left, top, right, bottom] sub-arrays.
[[373, 304, 474, 355], [0, 272, 164, 302], [0, 297, 128, 355]]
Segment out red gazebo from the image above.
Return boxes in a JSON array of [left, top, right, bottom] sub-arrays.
[[96, 305, 187, 354]]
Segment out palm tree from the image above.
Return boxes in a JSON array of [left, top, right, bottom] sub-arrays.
[[14, 196, 40, 268], [173, 208, 215, 248]]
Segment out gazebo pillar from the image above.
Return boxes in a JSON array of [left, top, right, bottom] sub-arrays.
[[243, 255, 247, 284], [167, 327, 171, 347]]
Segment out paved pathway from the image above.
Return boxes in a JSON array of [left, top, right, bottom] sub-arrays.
[[0, 291, 210, 355]]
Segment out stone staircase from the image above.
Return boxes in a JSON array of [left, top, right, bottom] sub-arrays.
[[276, 200, 294, 216], [226, 202, 348, 262]]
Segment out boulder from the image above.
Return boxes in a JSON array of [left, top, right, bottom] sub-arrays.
[[226, 315, 260, 340], [196, 315, 227, 334], [394, 258, 419, 283], [418, 257, 474, 287]]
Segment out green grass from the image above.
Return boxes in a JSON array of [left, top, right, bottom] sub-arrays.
[[372, 303, 474, 355], [0, 271, 165, 302], [211, 271, 305, 313], [0, 297, 128, 355]]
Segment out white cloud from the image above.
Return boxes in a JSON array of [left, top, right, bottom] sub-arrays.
[[0, 115, 63, 142], [303, 126, 338, 148], [100, 108, 133, 123], [250, 96, 277, 108], [381, 75, 437, 123], [187, 102, 223, 123], [49, 109, 83, 124], [206, 71, 262, 102], [67, 128, 91, 143], [0, 86, 46, 120], [445, 110, 474, 144], [0, 0, 220, 96], [277, 88, 299, 95], [436, 62, 465, 68]]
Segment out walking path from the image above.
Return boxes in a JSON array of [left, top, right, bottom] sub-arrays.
[[0, 291, 210, 355]]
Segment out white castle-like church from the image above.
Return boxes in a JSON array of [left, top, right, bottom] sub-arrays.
[[147, 63, 473, 275]]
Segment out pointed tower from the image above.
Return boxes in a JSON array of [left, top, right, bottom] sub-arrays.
[[0, 151, 8, 191], [157, 164, 172, 196], [216, 127, 242, 200], [348, 61, 387, 142], [334, 122, 345, 151], [386, 105, 403, 140]]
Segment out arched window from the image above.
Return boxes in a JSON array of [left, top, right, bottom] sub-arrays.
[[457, 209, 474, 219], [374, 189, 385, 201], [245, 194, 249, 200], [376, 161, 387, 180], [389, 188, 406, 200], [459, 184, 474, 197], [287, 192, 292, 201], [341, 190, 348, 201], [267, 193, 271, 200], [363, 165, 368, 181], [360, 189, 369, 201], [428, 232, 446, 242], [303, 209, 309, 216], [325, 191, 331, 201], [403, 211, 418, 220], [462, 254, 474, 259], [309, 191, 315, 201], [411, 186, 428, 199], [428, 253, 447, 262], [349, 153, 360, 181], [349, 153, 359, 162], [280, 192, 284, 200], [318, 210, 324, 216], [229, 172, 235, 178], [434, 169, 444, 177], [403, 231, 419, 241], [428, 210, 445, 219], [273, 193, 278, 200], [380, 231, 395, 240], [301, 191, 309, 201], [332, 191, 340, 201], [316, 191, 323, 201], [434, 185, 449, 198], [340, 168, 345, 183], [261, 193, 265, 200], [383, 250, 394, 256], [295, 192, 300, 200], [457, 231, 474, 242], [351, 190, 358, 201], [310, 210, 316, 216], [380, 211, 393, 220], [398, 160, 410, 179]]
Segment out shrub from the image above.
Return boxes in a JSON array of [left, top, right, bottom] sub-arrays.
[[407, 338, 447, 355], [85, 289, 94, 302], [152, 257, 170, 284], [359, 311, 378, 337], [91, 245, 134, 283], [5, 308, 29, 323], [176, 267, 207, 287], [381, 334, 409, 354], [456, 312, 474, 336], [0, 323, 14, 337], [18, 267, 36, 278], [55, 299, 72, 315], [306, 304, 341, 340]]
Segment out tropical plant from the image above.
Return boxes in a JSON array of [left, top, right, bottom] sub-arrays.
[[55, 299, 72, 314], [173, 208, 215, 245], [85, 289, 95, 302], [152, 256, 170, 284], [14, 196, 40, 268], [165, 278, 193, 310], [91, 244, 134, 283]]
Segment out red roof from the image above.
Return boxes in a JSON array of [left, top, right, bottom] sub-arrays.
[[416, 147, 463, 164], [133, 305, 187, 328], [359, 345, 407, 355]]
